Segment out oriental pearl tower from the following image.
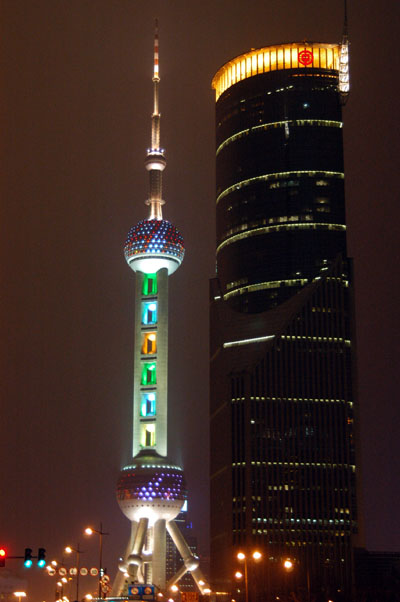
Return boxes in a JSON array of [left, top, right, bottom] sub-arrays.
[[111, 24, 208, 597]]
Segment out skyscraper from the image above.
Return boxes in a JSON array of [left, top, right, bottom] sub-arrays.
[[209, 40, 360, 600], [111, 25, 207, 597]]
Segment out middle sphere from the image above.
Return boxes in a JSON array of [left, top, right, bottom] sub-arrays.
[[124, 219, 185, 275]]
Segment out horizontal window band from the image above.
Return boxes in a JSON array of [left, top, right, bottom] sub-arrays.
[[216, 170, 345, 205], [224, 274, 349, 299], [224, 278, 309, 300], [217, 222, 346, 254], [216, 119, 342, 155]]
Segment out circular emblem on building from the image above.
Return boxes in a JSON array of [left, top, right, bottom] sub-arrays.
[[298, 49, 313, 66]]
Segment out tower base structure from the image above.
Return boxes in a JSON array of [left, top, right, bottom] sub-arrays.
[[112, 452, 208, 597]]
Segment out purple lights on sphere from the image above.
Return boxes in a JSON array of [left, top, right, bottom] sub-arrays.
[[124, 219, 185, 263], [117, 463, 187, 503]]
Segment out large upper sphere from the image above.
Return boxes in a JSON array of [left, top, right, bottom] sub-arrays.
[[124, 219, 185, 275], [117, 453, 187, 523]]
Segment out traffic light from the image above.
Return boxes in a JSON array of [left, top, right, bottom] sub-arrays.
[[0, 548, 6, 567], [24, 548, 33, 568], [37, 548, 46, 567]]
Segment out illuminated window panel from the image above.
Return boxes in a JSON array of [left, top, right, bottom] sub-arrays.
[[141, 332, 157, 355], [270, 49, 277, 70], [246, 56, 251, 77], [142, 301, 157, 325], [141, 393, 156, 417], [252, 54, 257, 75], [277, 48, 284, 69], [141, 423, 156, 447], [142, 273, 157, 296], [141, 362, 157, 386]]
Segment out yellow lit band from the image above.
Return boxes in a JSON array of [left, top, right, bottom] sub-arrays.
[[216, 170, 344, 205], [212, 43, 340, 100], [250, 396, 351, 405], [232, 460, 355, 470], [280, 334, 351, 346], [223, 335, 275, 348]]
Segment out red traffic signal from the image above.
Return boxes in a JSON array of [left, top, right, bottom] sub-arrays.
[[0, 548, 6, 567]]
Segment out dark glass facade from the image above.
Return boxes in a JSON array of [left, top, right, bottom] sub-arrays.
[[210, 44, 360, 601], [216, 67, 346, 313]]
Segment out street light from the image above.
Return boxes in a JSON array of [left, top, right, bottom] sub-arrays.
[[236, 551, 262, 602], [65, 544, 83, 602], [14, 592, 26, 602], [84, 523, 109, 599]]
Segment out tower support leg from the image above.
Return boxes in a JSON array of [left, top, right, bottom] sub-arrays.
[[129, 516, 149, 583], [111, 520, 138, 596], [166, 520, 208, 594], [152, 519, 166, 590]]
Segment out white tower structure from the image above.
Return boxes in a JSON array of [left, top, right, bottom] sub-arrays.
[[111, 24, 208, 597]]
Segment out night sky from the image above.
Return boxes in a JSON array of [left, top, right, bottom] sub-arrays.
[[0, 1, 399, 600]]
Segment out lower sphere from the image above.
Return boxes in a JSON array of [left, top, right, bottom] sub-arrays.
[[117, 453, 187, 523]]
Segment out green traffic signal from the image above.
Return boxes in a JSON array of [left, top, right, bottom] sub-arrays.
[[37, 548, 46, 568], [24, 548, 33, 568]]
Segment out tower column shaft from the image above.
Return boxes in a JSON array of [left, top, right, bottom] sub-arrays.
[[151, 109, 160, 148], [149, 170, 162, 200], [132, 269, 168, 458]]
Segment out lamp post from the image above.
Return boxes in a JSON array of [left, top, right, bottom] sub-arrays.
[[84, 522, 109, 599], [282, 558, 296, 600], [65, 544, 83, 602], [14, 592, 26, 602], [236, 551, 262, 602]]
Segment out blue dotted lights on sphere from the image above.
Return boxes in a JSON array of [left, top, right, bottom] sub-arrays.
[[124, 219, 185, 263]]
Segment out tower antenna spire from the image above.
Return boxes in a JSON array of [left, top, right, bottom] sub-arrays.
[[153, 18, 159, 82], [145, 17, 166, 219], [343, 0, 348, 39]]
